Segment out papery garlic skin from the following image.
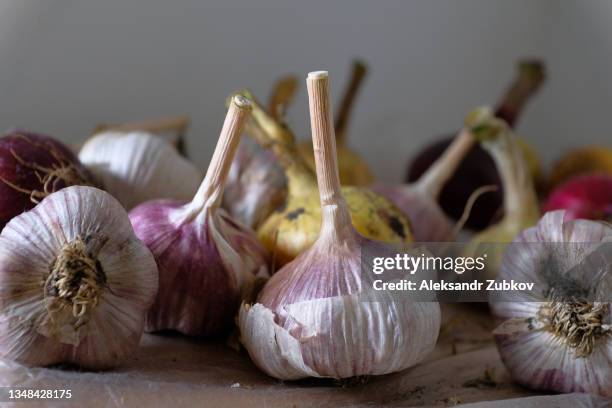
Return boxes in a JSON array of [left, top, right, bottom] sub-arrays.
[[130, 201, 268, 336], [490, 210, 611, 397], [0, 186, 158, 369], [79, 131, 202, 209]]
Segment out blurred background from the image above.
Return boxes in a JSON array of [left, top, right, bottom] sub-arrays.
[[0, 0, 610, 181]]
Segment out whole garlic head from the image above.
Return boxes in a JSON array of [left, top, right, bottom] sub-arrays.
[[490, 210, 611, 397], [79, 131, 202, 209], [130, 96, 269, 337], [239, 71, 440, 380], [0, 186, 158, 369]]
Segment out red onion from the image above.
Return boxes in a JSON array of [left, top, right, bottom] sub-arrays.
[[543, 173, 612, 221], [0, 130, 94, 230]]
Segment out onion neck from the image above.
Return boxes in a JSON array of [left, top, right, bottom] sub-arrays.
[[414, 128, 474, 199], [494, 59, 545, 127], [307, 71, 354, 242]]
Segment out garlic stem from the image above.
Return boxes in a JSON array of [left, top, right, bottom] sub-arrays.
[[414, 128, 474, 199], [335, 60, 367, 145], [189, 96, 252, 213], [307, 71, 353, 235]]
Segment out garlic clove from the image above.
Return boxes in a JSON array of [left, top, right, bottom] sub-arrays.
[[0, 186, 158, 369], [79, 131, 202, 210]]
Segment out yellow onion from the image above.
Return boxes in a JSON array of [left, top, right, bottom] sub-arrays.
[[297, 60, 374, 185], [235, 90, 412, 267]]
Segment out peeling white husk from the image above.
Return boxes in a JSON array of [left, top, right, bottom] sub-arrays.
[[79, 131, 202, 210], [223, 137, 287, 229], [0, 186, 158, 369], [490, 210, 611, 397]]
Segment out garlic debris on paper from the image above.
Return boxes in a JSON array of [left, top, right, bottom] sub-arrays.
[[490, 210, 611, 397], [0, 186, 158, 369], [130, 96, 269, 337], [79, 131, 202, 210], [239, 72, 440, 380], [463, 108, 540, 278]]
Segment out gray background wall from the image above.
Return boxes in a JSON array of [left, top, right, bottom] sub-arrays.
[[0, 0, 610, 181]]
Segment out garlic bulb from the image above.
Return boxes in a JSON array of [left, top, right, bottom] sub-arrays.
[[0, 186, 158, 369], [463, 108, 540, 278], [235, 90, 412, 267], [239, 71, 440, 380], [130, 96, 269, 337], [372, 109, 486, 242], [298, 60, 374, 186], [490, 210, 611, 397], [79, 131, 202, 210]]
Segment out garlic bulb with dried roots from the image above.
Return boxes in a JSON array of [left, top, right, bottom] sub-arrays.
[[239, 72, 440, 380], [0, 130, 95, 231], [0, 186, 158, 369], [79, 131, 202, 210], [490, 210, 611, 396], [223, 77, 295, 229], [298, 60, 374, 186], [372, 109, 487, 242], [463, 108, 540, 278], [130, 96, 269, 337], [236, 90, 412, 267]]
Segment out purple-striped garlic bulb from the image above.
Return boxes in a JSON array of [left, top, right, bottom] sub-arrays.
[[129, 96, 268, 337], [0, 186, 158, 369], [239, 72, 440, 380], [372, 109, 492, 242], [490, 210, 611, 397]]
